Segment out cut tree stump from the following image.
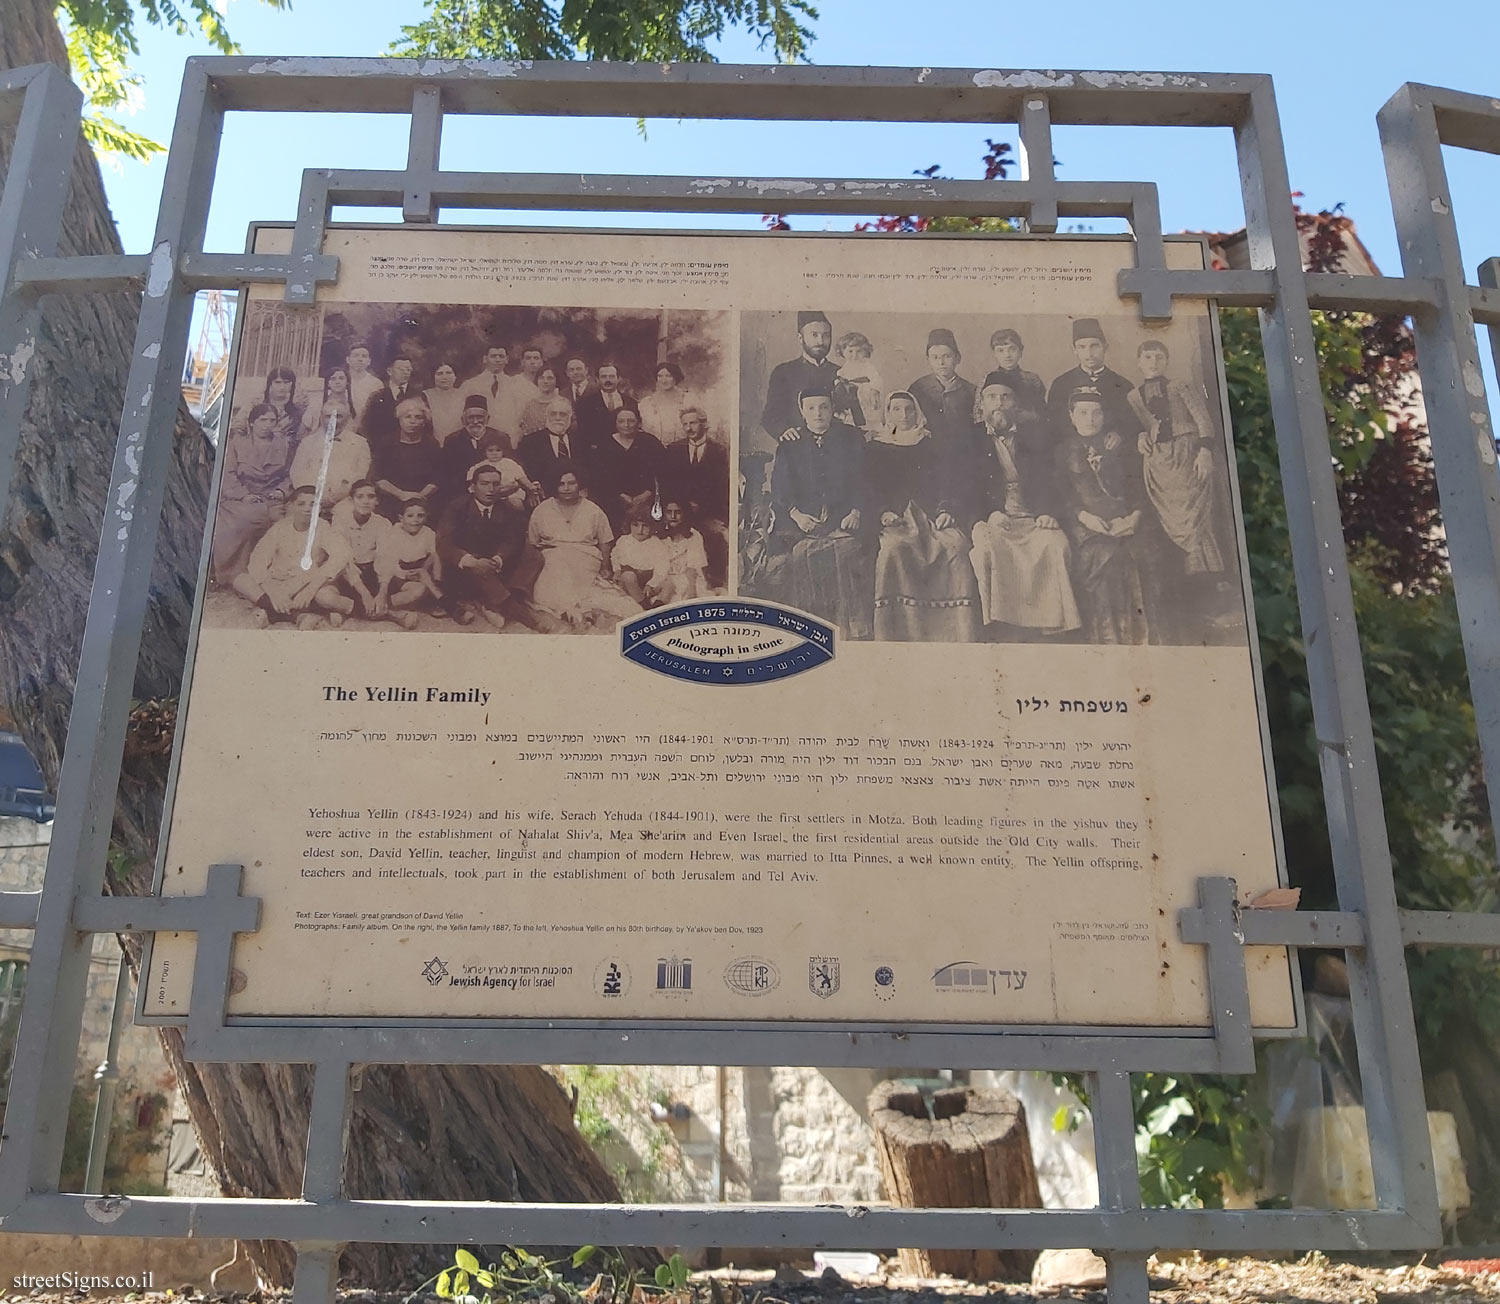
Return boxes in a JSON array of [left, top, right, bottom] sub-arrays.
[[868, 1080, 1043, 1282]]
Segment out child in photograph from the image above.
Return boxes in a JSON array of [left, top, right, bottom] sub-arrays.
[[233, 485, 354, 630], [470, 431, 539, 510], [611, 505, 667, 605], [652, 498, 710, 604], [834, 331, 884, 433], [375, 500, 443, 627], [331, 479, 398, 621], [985, 328, 1047, 419]]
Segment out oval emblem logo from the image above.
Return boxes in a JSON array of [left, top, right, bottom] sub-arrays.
[[723, 956, 781, 996], [621, 600, 834, 686]]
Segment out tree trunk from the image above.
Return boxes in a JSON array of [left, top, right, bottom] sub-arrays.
[[869, 1081, 1042, 1282], [0, 1, 635, 1286]]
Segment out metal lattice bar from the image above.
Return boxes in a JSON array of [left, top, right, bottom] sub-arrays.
[[0, 60, 224, 1210], [0, 63, 80, 516], [0, 1191, 1432, 1250], [5, 56, 1500, 1299], [1237, 79, 1438, 1223]]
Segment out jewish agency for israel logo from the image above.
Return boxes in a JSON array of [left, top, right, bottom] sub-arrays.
[[422, 956, 449, 986], [621, 600, 834, 686]]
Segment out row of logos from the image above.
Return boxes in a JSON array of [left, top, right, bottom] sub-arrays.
[[423, 954, 1022, 999], [604, 955, 873, 999]]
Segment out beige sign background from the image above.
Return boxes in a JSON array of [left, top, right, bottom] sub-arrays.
[[142, 226, 1295, 1030]]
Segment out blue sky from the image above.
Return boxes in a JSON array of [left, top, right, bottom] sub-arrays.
[[101, 0, 1499, 399]]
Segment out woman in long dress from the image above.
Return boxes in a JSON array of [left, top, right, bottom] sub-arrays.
[[300, 367, 353, 437], [1060, 388, 1152, 644], [1128, 340, 1224, 577], [519, 366, 562, 436], [213, 402, 295, 583], [263, 367, 304, 443], [526, 466, 642, 631], [424, 361, 468, 445], [869, 391, 982, 641], [638, 362, 693, 445]]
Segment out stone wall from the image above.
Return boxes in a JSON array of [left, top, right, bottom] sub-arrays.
[[0, 816, 177, 1191]]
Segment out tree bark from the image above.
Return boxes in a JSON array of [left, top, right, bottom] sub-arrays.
[[0, 1, 634, 1286], [869, 1081, 1042, 1282]]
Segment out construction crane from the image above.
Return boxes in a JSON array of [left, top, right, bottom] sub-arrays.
[[180, 289, 237, 441]]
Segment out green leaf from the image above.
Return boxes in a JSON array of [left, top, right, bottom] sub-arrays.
[[571, 1246, 598, 1269], [453, 1270, 470, 1298], [437, 1271, 453, 1299], [456, 1250, 480, 1274], [474, 1272, 496, 1290], [654, 1265, 673, 1288]]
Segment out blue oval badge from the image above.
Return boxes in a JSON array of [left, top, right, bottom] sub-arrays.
[[621, 600, 834, 685]]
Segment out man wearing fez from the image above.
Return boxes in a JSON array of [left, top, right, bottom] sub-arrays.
[[575, 361, 639, 453], [592, 407, 665, 534], [767, 381, 872, 639], [908, 327, 977, 442], [438, 396, 512, 505], [437, 463, 531, 630], [761, 311, 840, 442], [959, 375, 1080, 637], [1046, 318, 1143, 447], [661, 405, 731, 588]]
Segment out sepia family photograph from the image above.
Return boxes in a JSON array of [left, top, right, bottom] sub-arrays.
[[203, 299, 733, 635], [738, 307, 1245, 647]]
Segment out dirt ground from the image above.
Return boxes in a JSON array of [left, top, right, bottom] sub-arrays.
[[8, 1257, 1500, 1304]]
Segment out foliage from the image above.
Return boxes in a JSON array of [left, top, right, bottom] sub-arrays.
[[56, 0, 287, 161], [392, 0, 817, 64], [411, 1246, 694, 1304], [58, 1083, 169, 1195], [53, 0, 818, 163], [554, 1065, 670, 1199]]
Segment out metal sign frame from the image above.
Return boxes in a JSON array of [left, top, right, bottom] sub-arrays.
[[2, 58, 1499, 1304]]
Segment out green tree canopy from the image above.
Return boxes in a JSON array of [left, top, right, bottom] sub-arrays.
[[59, 0, 818, 159]]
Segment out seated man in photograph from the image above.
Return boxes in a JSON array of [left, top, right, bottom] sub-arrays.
[[360, 355, 416, 449], [232, 485, 354, 630], [439, 396, 512, 505], [661, 405, 730, 589], [765, 382, 872, 639], [959, 376, 1080, 638], [517, 396, 583, 494], [437, 463, 530, 630], [574, 362, 639, 454]]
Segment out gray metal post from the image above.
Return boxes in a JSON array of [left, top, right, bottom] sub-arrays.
[[82, 957, 131, 1194], [403, 85, 444, 223], [1017, 94, 1057, 234], [0, 63, 81, 514], [1090, 1071, 1148, 1304], [1379, 86, 1500, 848], [1237, 79, 1437, 1229], [1481, 259, 1500, 383], [0, 61, 223, 1206]]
